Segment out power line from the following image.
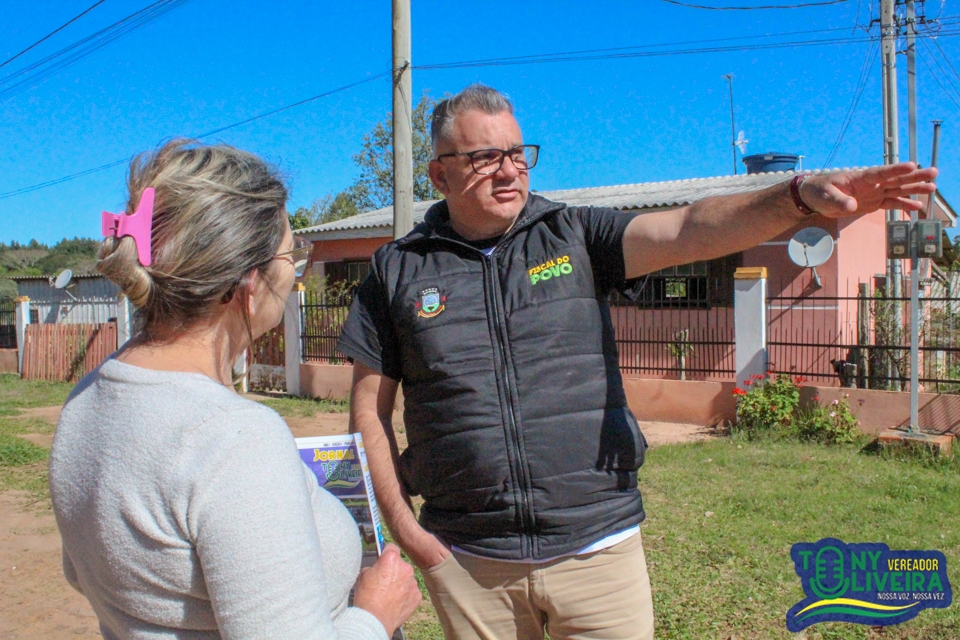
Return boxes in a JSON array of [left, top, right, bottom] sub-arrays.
[[0, 71, 390, 201], [918, 37, 960, 97], [927, 34, 960, 88], [822, 38, 878, 169], [194, 71, 390, 138], [416, 24, 860, 68], [661, 0, 848, 9], [0, 0, 191, 102], [414, 27, 960, 71], [918, 38, 960, 109], [5, 20, 960, 200], [0, 0, 106, 70]]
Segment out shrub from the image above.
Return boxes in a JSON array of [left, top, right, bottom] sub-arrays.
[[732, 373, 801, 439], [792, 394, 863, 445], [733, 373, 864, 445]]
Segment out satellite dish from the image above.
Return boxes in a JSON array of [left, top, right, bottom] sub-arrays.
[[54, 269, 74, 289], [788, 227, 834, 289], [735, 130, 749, 155]]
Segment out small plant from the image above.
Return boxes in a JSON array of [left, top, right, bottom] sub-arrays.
[[732, 373, 801, 439], [792, 394, 863, 445], [733, 373, 864, 446], [666, 329, 695, 380]]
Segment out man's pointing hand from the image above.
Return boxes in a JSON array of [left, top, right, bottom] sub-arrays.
[[802, 162, 938, 218]]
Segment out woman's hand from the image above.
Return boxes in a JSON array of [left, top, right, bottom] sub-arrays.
[[353, 544, 422, 635]]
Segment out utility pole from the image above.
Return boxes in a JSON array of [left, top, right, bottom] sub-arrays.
[[881, 0, 901, 300], [906, 0, 920, 430], [392, 0, 413, 240], [879, 0, 903, 392], [722, 74, 737, 175]]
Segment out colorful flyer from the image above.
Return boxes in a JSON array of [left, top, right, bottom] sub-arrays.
[[296, 434, 386, 565]]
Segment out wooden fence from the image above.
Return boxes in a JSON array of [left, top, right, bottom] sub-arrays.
[[251, 325, 284, 366], [22, 322, 118, 382]]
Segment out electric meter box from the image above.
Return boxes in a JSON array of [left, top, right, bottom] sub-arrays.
[[915, 220, 943, 258], [887, 221, 912, 259]]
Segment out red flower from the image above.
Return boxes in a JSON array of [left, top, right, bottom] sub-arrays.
[[744, 380, 752, 386], [771, 405, 778, 411], [733, 388, 747, 396], [812, 395, 820, 402]]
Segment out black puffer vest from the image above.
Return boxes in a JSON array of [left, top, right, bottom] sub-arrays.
[[369, 195, 646, 560]]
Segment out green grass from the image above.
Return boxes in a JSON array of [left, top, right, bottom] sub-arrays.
[[0, 374, 74, 410], [0, 371, 956, 638], [0, 376, 72, 500], [0, 434, 48, 466], [641, 438, 960, 639], [388, 437, 960, 639], [256, 394, 350, 418]]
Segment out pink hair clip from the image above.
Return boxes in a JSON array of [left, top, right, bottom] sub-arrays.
[[102, 187, 154, 266]]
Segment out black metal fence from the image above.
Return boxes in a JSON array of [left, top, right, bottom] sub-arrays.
[[767, 281, 960, 392], [301, 290, 352, 363], [610, 276, 736, 379], [297, 277, 739, 378], [0, 299, 15, 349]]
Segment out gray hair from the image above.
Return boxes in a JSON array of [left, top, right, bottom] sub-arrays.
[[97, 139, 288, 343], [431, 84, 513, 156]]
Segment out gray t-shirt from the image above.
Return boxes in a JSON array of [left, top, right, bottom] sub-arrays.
[[50, 358, 387, 640]]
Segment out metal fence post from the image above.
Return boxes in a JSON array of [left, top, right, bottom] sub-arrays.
[[115, 294, 132, 348], [284, 283, 305, 396], [734, 267, 767, 385], [14, 296, 30, 375]]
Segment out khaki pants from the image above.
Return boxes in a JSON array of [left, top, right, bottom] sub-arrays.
[[420, 532, 654, 640]]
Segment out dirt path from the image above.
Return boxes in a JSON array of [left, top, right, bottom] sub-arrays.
[[1, 406, 717, 639]]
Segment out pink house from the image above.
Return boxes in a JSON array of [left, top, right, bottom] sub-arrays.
[[296, 168, 956, 387]]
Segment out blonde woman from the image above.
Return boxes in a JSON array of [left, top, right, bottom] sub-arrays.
[[49, 140, 420, 639]]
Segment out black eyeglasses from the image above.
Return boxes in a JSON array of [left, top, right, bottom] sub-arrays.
[[435, 144, 540, 175]]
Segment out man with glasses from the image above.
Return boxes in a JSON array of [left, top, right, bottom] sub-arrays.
[[339, 84, 936, 640]]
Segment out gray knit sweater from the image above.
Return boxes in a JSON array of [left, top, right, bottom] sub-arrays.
[[49, 358, 387, 640]]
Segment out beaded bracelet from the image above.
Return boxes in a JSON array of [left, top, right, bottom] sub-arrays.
[[790, 174, 819, 216]]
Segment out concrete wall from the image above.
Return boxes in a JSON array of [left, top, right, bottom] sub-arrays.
[[623, 378, 737, 426], [298, 361, 739, 427], [0, 348, 18, 374], [799, 385, 960, 436], [300, 362, 354, 400]]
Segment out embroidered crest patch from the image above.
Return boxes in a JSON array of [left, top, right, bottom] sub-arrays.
[[416, 287, 446, 318]]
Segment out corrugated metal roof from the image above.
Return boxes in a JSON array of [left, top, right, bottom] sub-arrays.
[[295, 169, 834, 237], [9, 273, 104, 281]]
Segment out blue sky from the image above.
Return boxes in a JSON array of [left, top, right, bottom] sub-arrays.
[[1, 0, 958, 245]]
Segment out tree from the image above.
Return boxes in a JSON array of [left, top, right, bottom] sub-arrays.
[[289, 208, 312, 230], [288, 190, 363, 230], [348, 91, 441, 213], [292, 90, 442, 225]]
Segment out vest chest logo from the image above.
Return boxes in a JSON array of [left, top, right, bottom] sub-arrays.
[[416, 287, 446, 318], [529, 255, 574, 285]]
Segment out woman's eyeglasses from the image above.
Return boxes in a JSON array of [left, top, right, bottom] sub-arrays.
[[272, 236, 312, 277]]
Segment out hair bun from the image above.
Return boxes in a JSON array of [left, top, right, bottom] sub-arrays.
[[97, 235, 153, 308]]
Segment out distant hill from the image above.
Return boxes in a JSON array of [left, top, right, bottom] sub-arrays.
[[0, 238, 100, 299]]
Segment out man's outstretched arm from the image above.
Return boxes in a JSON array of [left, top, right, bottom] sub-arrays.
[[622, 162, 938, 279], [349, 361, 450, 571]]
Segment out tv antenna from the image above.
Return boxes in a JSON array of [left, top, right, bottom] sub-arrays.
[[722, 73, 738, 175], [787, 227, 834, 290], [52, 268, 78, 301]]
